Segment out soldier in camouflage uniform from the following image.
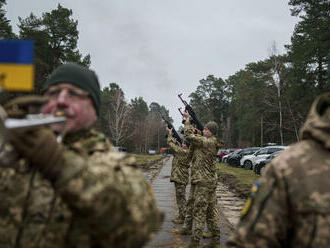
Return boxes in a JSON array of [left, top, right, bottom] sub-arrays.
[[227, 92, 330, 248], [166, 128, 190, 224], [0, 63, 163, 248], [181, 111, 222, 248], [178, 146, 196, 234]]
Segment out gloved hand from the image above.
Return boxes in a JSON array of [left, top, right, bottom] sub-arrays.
[[9, 127, 64, 181], [4, 95, 48, 118]]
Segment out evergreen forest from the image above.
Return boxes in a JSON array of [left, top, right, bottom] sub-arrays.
[[1, 0, 329, 151]]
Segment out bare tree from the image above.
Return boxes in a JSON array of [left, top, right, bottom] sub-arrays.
[[107, 90, 132, 146], [143, 112, 160, 152], [268, 41, 284, 145]]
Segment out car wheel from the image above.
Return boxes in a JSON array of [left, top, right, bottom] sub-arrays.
[[255, 164, 261, 174], [244, 160, 253, 170]]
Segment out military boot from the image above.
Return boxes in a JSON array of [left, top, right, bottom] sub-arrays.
[[174, 228, 192, 235]]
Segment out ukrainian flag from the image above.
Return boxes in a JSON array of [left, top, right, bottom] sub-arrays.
[[0, 39, 34, 91]]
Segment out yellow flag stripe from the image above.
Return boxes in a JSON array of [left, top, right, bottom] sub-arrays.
[[0, 63, 34, 91]]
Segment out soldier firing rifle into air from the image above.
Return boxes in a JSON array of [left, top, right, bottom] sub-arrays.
[[158, 110, 183, 145], [178, 93, 204, 134]]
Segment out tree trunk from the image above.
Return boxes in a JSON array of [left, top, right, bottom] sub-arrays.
[[286, 98, 300, 142], [260, 113, 263, 147], [317, 53, 324, 90], [278, 85, 284, 145]]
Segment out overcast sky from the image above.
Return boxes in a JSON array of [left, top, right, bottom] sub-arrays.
[[5, 1, 298, 128]]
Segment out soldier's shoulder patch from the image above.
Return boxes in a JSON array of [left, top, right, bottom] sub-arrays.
[[241, 182, 260, 217], [251, 181, 260, 193]]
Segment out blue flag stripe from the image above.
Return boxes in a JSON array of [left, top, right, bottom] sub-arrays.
[[0, 39, 34, 64]]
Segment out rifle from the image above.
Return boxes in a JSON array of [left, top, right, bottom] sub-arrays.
[[178, 93, 204, 132], [177, 107, 185, 133], [158, 111, 183, 145], [178, 107, 184, 117]]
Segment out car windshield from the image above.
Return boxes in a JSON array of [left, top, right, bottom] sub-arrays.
[[239, 147, 260, 155], [246, 149, 260, 155], [267, 151, 281, 159], [231, 149, 242, 155], [255, 148, 268, 155]]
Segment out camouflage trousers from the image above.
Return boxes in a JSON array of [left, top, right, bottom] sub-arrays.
[[183, 184, 195, 230], [174, 182, 187, 220], [193, 184, 220, 241]]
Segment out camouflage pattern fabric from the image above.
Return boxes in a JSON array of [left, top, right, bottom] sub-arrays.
[[182, 147, 197, 230], [167, 135, 190, 185], [184, 120, 222, 242], [193, 185, 220, 241], [183, 184, 196, 230], [227, 92, 330, 248], [0, 129, 163, 248], [175, 182, 187, 220], [184, 120, 222, 187]]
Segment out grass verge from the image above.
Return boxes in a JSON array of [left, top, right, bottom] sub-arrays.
[[132, 154, 164, 167], [216, 162, 260, 198]]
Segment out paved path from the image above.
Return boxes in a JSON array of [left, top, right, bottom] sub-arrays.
[[145, 156, 243, 247], [145, 157, 183, 248]]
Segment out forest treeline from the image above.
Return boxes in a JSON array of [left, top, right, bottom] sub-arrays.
[[1, 0, 329, 152]]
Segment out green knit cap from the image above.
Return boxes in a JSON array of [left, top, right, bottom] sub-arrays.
[[205, 121, 218, 135], [43, 63, 101, 116]]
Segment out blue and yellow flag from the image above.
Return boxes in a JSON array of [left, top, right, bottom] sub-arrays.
[[0, 39, 34, 91]]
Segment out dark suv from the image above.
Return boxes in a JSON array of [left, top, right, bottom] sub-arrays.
[[227, 147, 260, 167], [216, 148, 238, 162], [254, 151, 282, 175]]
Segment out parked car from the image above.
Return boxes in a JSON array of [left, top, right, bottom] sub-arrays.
[[159, 147, 171, 155], [252, 146, 287, 171], [216, 149, 227, 162], [227, 147, 260, 167], [241, 146, 287, 170], [113, 146, 127, 152], [223, 149, 241, 163], [254, 150, 282, 175], [216, 148, 239, 162], [222, 153, 230, 163], [148, 149, 156, 155]]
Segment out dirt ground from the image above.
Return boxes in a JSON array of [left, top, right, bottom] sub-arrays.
[[219, 173, 252, 199]]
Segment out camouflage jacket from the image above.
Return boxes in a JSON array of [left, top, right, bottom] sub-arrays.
[[184, 120, 222, 187], [0, 129, 163, 248], [227, 92, 330, 248], [167, 134, 190, 185]]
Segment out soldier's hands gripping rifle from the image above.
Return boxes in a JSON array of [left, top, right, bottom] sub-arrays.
[[158, 111, 182, 145], [178, 93, 204, 132], [0, 96, 66, 151]]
